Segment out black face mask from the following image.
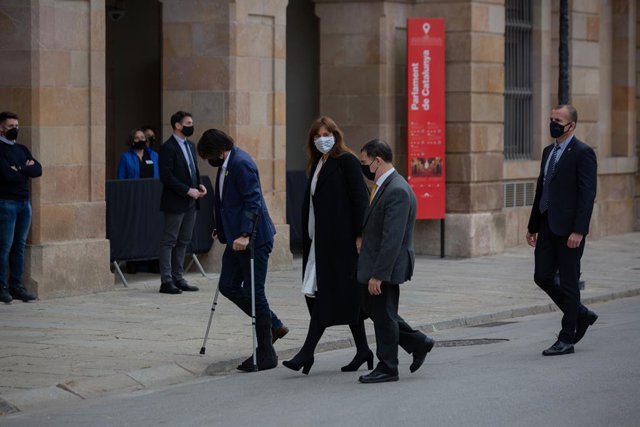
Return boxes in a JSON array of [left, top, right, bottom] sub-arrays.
[[5, 128, 18, 141], [133, 141, 147, 150], [208, 158, 224, 167], [549, 121, 570, 139], [361, 161, 377, 181], [147, 136, 156, 147], [182, 126, 194, 137]]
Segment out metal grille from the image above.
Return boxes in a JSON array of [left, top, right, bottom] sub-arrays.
[[504, 0, 533, 160], [504, 182, 535, 208]]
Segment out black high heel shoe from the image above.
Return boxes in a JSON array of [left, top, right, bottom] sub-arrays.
[[282, 355, 314, 375], [341, 350, 374, 372]]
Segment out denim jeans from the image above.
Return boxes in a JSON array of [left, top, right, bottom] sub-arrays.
[[218, 241, 276, 319], [0, 199, 32, 289]]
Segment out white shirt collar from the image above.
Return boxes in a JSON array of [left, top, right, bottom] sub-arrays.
[[173, 133, 186, 145], [375, 167, 395, 188]]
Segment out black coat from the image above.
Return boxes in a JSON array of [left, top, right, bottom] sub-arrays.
[[528, 137, 597, 236], [159, 135, 201, 213], [302, 152, 369, 327]]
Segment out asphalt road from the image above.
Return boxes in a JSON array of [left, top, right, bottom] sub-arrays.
[[4, 296, 640, 427]]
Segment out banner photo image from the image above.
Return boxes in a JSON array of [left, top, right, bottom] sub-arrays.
[[406, 18, 446, 220]]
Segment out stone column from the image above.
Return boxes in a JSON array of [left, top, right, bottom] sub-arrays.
[[161, 0, 291, 269], [636, 1, 640, 231], [0, 0, 113, 297]]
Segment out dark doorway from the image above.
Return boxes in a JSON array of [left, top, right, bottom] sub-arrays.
[[286, 0, 319, 253], [106, 0, 162, 179]]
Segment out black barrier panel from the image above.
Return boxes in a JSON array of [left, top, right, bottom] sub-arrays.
[[106, 177, 214, 262]]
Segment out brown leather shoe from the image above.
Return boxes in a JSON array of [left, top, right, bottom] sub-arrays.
[[272, 325, 289, 343]]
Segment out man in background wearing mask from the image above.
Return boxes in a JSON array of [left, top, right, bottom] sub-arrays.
[[158, 111, 207, 295], [526, 104, 598, 356], [356, 139, 434, 383], [141, 125, 157, 151], [0, 111, 42, 303]]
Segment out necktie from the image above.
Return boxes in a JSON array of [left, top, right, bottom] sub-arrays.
[[539, 144, 560, 213], [184, 141, 197, 187], [369, 184, 378, 205]]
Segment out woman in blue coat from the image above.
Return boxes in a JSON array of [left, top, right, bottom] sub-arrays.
[[117, 127, 159, 179]]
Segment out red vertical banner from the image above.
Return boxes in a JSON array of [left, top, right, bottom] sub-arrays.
[[407, 18, 446, 220]]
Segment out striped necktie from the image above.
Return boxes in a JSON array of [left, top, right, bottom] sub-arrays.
[[539, 144, 560, 213]]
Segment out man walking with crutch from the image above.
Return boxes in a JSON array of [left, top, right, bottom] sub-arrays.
[[197, 129, 282, 371]]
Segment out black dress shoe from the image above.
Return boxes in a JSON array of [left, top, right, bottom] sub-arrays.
[[9, 286, 36, 302], [159, 281, 182, 294], [359, 370, 399, 384], [174, 279, 199, 292], [410, 336, 435, 373], [542, 340, 574, 356], [0, 288, 12, 303], [272, 325, 289, 343], [574, 311, 598, 344]]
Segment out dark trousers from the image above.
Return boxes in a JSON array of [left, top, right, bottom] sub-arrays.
[[360, 283, 426, 375], [218, 241, 274, 318], [534, 214, 588, 343], [159, 207, 197, 284]]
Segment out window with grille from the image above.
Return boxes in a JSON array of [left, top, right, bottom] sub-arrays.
[[504, 0, 533, 160]]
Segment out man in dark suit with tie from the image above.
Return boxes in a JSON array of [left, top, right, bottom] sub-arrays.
[[356, 139, 435, 383], [527, 104, 598, 356], [158, 111, 207, 295], [196, 128, 284, 371]]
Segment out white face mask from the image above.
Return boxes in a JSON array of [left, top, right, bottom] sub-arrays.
[[314, 136, 335, 154]]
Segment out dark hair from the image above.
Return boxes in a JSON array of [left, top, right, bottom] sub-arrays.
[[0, 111, 19, 123], [197, 129, 235, 159], [360, 139, 393, 163], [305, 116, 354, 175], [553, 104, 578, 123], [126, 127, 145, 147], [170, 111, 192, 129], [141, 125, 156, 134]]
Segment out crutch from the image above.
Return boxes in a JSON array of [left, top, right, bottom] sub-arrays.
[[199, 283, 220, 355], [248, 213, 261, 372]]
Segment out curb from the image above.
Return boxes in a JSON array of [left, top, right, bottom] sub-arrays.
[[2, 288, 639, 416]]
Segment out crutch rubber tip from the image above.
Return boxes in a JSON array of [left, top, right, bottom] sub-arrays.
[[200, 347, 206, 355]]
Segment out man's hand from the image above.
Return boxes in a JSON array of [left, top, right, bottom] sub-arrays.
[[526, 232, 537, 247], [355, 236, 362, 254], [211, 229, 218, 240], [368, 277, 382, 296], [232, 236, 250, 251], [198, 184, 208, 197], [567, 232, 583, 249], [26, 160, 34, 166], [187, 188, 200, 199], [10, 165, 17, 171]]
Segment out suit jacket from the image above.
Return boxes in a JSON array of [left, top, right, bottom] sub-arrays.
[[302, 153, 368, 326], [159, 135, 201, 213], [357, 170, 416, 285], [214, 146, 276, 248], [117, 148, 159, 179], [528, 136, 597, 237]]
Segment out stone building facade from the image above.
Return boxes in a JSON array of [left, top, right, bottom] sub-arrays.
[[0, 0, 637, 298]]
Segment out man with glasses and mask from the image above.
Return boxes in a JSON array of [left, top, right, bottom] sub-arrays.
[[158, 111, 207, 295], [0, 111, 41, 303], [526, 104, 598, 356], [356, 139, 434, 383]]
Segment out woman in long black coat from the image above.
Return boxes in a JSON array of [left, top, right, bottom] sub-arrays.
[[283, 116, 372, 375]]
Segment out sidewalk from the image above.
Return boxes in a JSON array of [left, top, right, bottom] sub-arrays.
[[1, 233, 639, 414]]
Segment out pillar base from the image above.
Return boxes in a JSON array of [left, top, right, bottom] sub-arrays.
[[25, 239, 115, 299], [414, 212, 506, 257]]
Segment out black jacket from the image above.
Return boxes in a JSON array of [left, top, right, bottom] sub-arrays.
[[528, 136, 597, 236], [159, 135, 201, 213], [302, 153, 368, 327]]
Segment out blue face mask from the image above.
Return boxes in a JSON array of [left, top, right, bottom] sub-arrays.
[[314, 136, 335, 154]]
